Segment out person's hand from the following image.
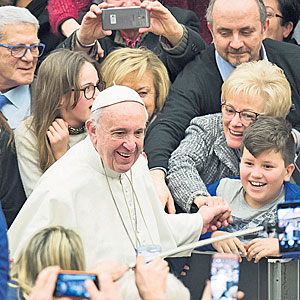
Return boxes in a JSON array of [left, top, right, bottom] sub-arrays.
[[150, 169, 176, 214], [85, 271, 123, 300], [140, 1, 183, 46], [246, 238, 281, 263], [211, 231, 247, 262], [96, 40, 105, 59], [28, 266, 72, 300], [46, 118, 69, 161], [76, 3, 113, 48], [197, 205, 231, 234], [201, 280, 244, 300], [135, 255, 169, 300], [89, 259, 129, 281], [194, 196, 233, 227]]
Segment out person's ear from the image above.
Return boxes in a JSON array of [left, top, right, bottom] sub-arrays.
[[262, 18, 270, 40], [284, 163, 295, 181], [283, 21, 294, 39], [207, 22, 214, 42], [86, 119, 98, 147]]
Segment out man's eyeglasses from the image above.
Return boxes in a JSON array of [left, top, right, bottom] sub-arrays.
[[0, 43, 45, 58], [72, 81, 106, 100], [221, 102, 262, 125]]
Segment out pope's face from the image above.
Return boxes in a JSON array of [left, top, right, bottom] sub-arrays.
[[89, 101, 146, 173]]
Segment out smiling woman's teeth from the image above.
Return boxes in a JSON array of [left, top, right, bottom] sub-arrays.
[[230, 130, 243, 136]]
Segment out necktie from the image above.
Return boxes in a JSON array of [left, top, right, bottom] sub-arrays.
[[0, 94, 8, 111]]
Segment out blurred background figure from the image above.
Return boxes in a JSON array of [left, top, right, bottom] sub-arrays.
[[263, 0, 300, 44]]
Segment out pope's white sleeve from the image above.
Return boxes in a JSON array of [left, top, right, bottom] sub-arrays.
[[164, 213, 203, 256]]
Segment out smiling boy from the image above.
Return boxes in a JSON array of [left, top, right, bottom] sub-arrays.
[[205, 116, 300, 262]]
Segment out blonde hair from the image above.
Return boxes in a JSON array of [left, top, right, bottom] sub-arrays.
[[221, 60, 291, 118], [30, 49, 103, 172], [10, 226, 85, 298], [100, 47, 170, 120]]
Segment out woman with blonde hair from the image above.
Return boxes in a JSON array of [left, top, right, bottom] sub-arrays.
[[15, 49, 105, 197], [6, 226, 85, 300], [167, 60, 293, 213], [100, 47, 170, 124]]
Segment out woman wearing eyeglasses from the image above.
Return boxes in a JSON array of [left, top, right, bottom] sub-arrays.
[[15, 49, 105, 197], [167, 60, 292, 213]]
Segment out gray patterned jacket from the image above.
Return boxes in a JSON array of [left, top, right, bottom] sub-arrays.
[[167, 113, 240, 212]]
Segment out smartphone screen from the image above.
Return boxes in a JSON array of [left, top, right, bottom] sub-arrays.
[[53, 271, 98, 298], [277, 201, 300, 254], [210, 253, 239, 300]]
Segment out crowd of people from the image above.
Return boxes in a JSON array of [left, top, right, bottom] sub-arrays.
[[0, 0, 300, 299]]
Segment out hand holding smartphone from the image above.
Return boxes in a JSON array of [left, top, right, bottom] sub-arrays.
[[53, 270, 99, 298], [210, 253, 239, 300]]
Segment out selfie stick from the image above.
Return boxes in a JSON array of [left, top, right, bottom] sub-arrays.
[[145, 225, 265, 264]]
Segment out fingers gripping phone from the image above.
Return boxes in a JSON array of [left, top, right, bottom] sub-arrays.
[[277, 201, 300, 254], [53, 270, 99, 298], [210, 253, 239, 300], [102, 6, 150, 30]]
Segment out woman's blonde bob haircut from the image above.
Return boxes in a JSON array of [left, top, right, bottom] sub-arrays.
[[100, 47, 170, 120], [10, 226, 85, 298], [221, 60, 292, 118]]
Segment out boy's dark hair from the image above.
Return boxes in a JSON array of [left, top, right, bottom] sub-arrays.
[[241, 116, 296, 166]]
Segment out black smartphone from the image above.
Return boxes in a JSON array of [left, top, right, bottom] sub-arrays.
[[102, 6, 150, 30], [53, 270, 99, 298], [210, 253, 239, 300], [277, 201, 300, 254]]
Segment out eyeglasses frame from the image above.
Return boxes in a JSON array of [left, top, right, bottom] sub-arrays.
[[0, 43, 45, 58], [221, 102, 262, 123], [71, 81, 106, 100]]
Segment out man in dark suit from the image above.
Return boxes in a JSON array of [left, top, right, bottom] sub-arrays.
[[58, 0, 205, 81], [144, 0, 300, 213]]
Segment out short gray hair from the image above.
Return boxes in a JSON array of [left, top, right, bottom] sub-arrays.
[[0, 6, 39, 41], [206, 0, 267, 28]]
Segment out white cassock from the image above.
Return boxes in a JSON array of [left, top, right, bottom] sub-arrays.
[[8, 137, 203, 269]]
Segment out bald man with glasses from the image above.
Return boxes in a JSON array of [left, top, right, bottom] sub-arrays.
[[0, 6, 42, 130]]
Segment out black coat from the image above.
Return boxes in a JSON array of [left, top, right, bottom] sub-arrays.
[[0, 131, 26, 228]]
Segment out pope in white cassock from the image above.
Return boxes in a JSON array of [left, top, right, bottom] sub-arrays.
[[8, 85, 230, 269]]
